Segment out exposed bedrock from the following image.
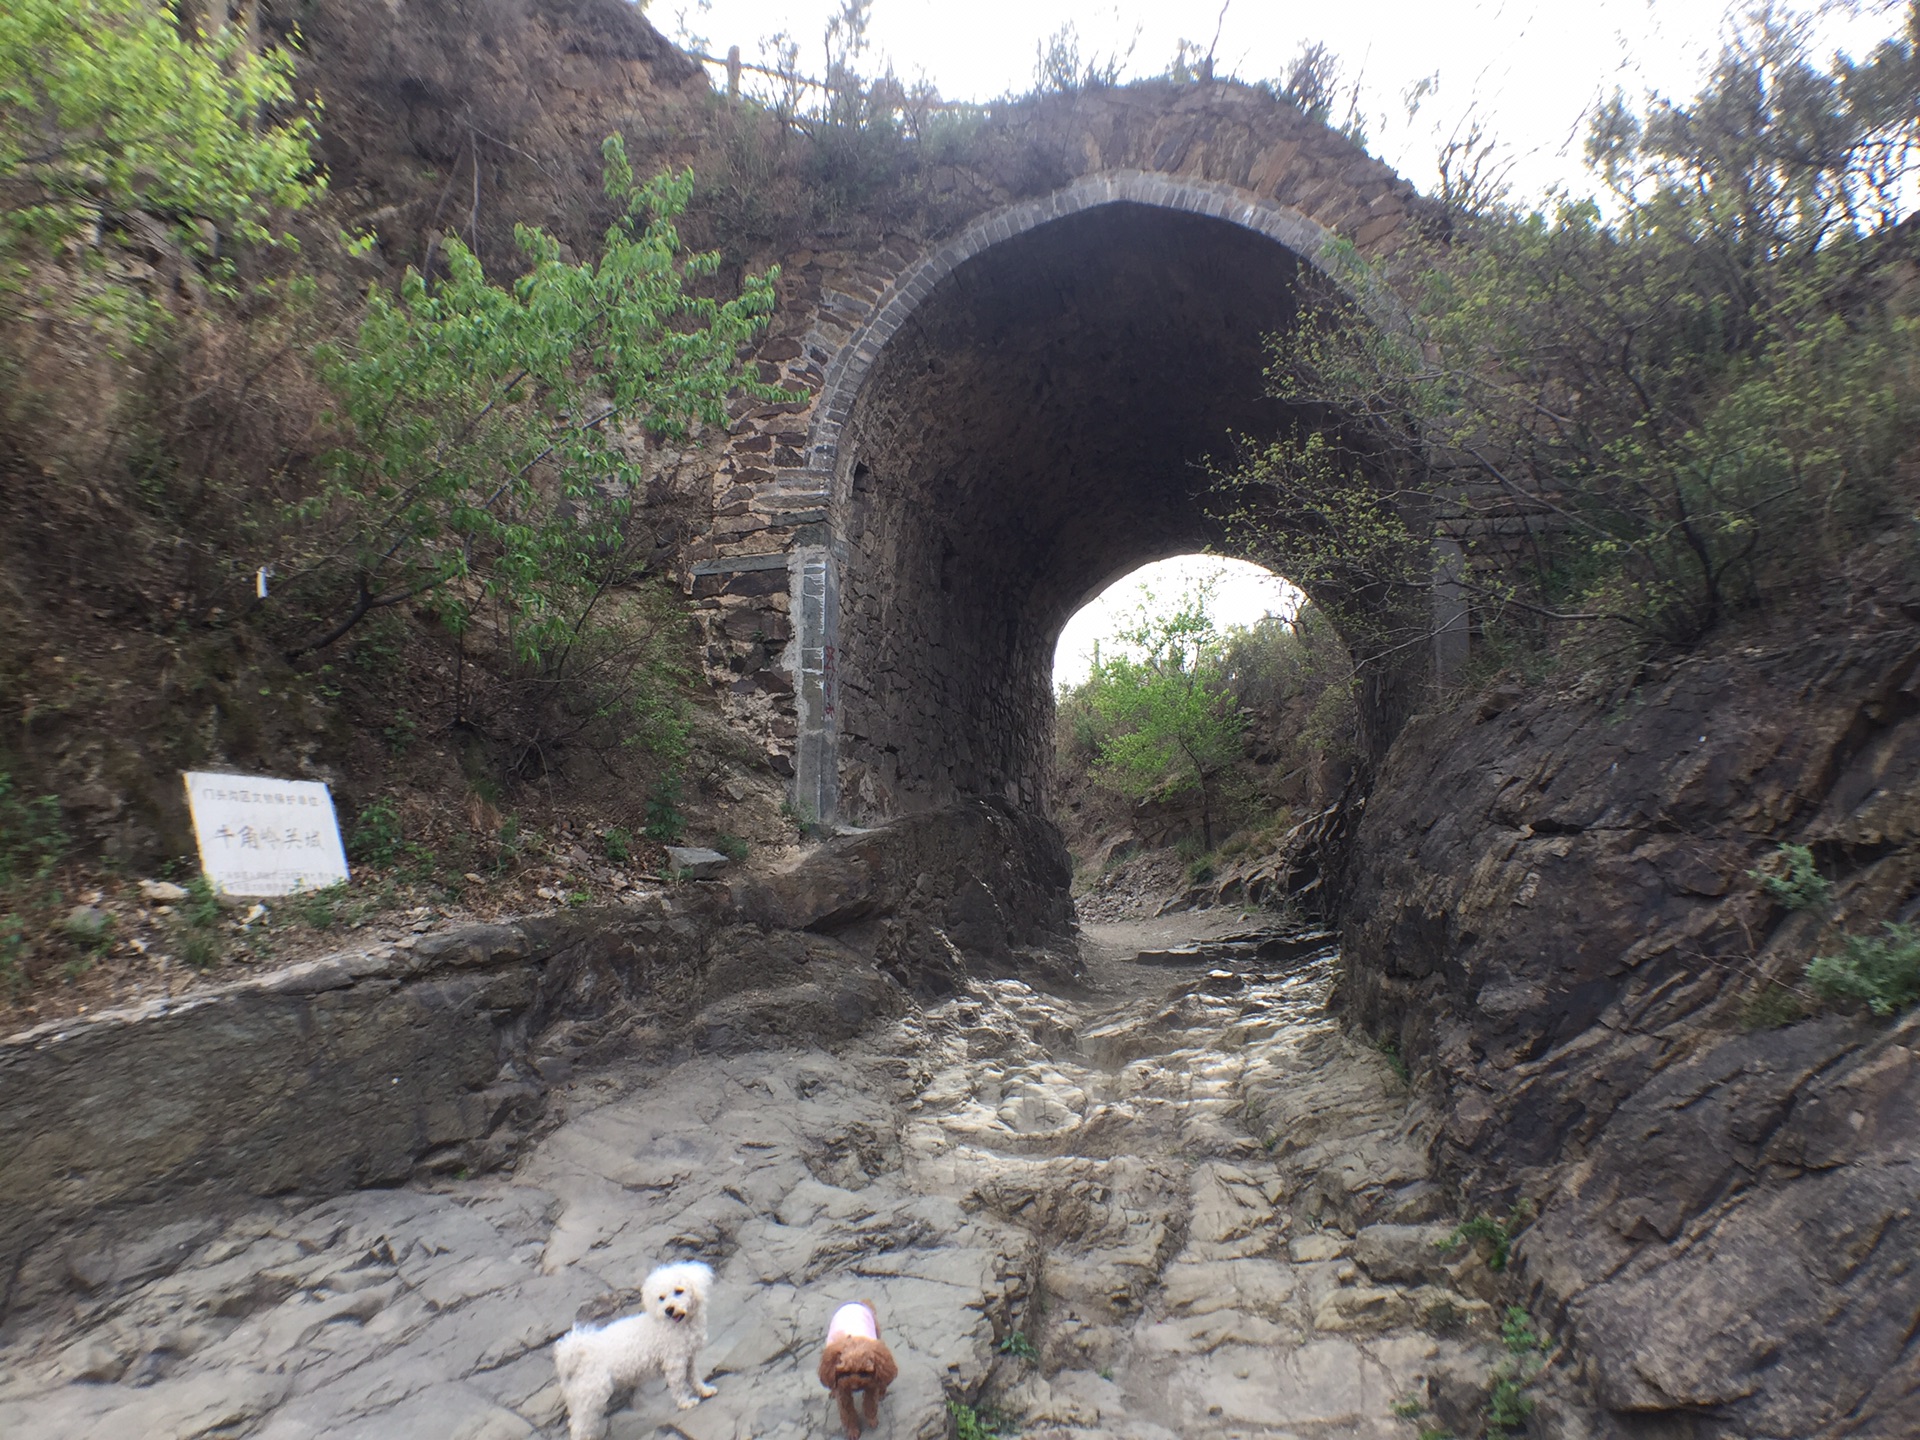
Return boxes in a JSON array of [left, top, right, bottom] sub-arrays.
[[1343, 608, 1920, 1437], [1, 920, 1556, 1440], [0, 800, 1070, 1323]]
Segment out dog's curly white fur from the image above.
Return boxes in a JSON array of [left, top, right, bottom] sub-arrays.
[[553, 1260, 717, 1440]]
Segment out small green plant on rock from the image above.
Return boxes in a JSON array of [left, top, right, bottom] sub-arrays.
[[713, 833, 750, 862], [1807, 923, 1920, 1017], [602, 826, 632, 864], [1484, 1305, 1552, 1439], [1436, 1202, 1533, 1272], [1501, 1305, 1547, 1354], [947, 1398, 1012, 1439], [1750, 843, 1833, 911], [998, 1330, 1038, 1363], [1377, 1037, 1410, 1085]]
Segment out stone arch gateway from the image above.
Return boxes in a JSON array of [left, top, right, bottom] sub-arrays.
[[684, 86, 1435, 825]]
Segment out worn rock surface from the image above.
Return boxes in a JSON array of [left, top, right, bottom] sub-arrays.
[[0, 912, 1553, 1440], [1344, 608, 1920, 1436], [0, 802, 1071, 1321]]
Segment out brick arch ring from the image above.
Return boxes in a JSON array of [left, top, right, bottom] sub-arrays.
[[793, 168, 1391, 494]]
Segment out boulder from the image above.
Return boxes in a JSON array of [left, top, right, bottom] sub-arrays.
[[663, 845, 731, 880]]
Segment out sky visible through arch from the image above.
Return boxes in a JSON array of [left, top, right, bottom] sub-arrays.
[[1052, 556, 1302, 690]]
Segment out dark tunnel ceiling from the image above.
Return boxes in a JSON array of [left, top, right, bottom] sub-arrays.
[[846, 200, 1305, 636]]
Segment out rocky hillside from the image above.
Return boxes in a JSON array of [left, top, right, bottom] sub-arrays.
[[1343, 566, 1920, 1436]]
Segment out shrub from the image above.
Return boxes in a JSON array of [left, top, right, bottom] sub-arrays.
[[1071, 581, 1245, 849], [350, 798, 402, 867], [1487, 1373, 1535, 1437], [0, 0, 320, 274], [1751, 843, 1833, 910], [284, 135, 784, 674], [713, 833, 749, 862], [644, 776, 687, 844], [0, 768, 64, 887], [1807, 923, 1920, 1017], [1377, 1037, 1410, 1085], [1485, 1306, 1551, 1439], [1437, 1202, 1533, 1272], [603, 826, 633, 864], [491, 814, 526, 875]]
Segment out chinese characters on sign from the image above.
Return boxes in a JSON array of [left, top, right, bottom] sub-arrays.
[[183, 771, 351, 896]]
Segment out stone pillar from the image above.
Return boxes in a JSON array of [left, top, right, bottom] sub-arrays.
[[791, 544, 840, 825], [1432, 533, 1469, 687]]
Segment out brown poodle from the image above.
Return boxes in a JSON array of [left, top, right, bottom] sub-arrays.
[[817, 1299, 898, 1439]]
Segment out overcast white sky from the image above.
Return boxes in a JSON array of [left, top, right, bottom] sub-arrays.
[[666, 0, 1902, 683], [676, 0, 1900, 199], [1052, 558, 1302, 689]]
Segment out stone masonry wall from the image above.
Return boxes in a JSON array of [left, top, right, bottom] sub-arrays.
[[680, 80, 1426, 821]]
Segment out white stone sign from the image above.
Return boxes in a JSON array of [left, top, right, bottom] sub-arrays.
[[183, 771, 351, 896]]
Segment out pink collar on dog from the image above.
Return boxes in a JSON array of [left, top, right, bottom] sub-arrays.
[[827, 1302, 878, 1343]]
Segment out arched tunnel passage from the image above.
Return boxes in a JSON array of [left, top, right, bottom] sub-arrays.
[[798, 190, 1390, 826]]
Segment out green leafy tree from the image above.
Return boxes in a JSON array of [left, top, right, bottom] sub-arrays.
[[1076, 584, 1246, 849], [284, 135, 784, 666], [0, 0, 319, 272], [1215, 3, 1920, 656]]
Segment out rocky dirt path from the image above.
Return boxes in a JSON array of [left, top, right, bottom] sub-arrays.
[[0, 910, 1533, 1440]]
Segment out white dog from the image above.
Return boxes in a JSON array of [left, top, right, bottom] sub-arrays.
[[554, 1260, 717, 1439]]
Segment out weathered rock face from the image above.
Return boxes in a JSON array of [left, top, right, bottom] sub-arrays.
[[734, 798, 1075, 984], [0, 802, 1070, 1321], [0, 905, 685, 1319], [1342, 603, 1920, 1436], [0, 920, 1566, 1440]]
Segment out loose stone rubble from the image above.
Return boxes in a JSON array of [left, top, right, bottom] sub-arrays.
[[0, 912, 1559, 1440]]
